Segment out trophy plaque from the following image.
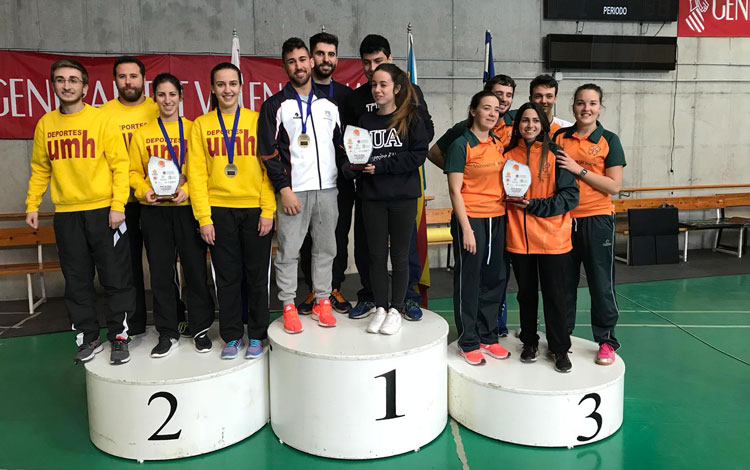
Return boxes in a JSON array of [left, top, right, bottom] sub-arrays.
[[148, 156, 181, 201], [502, 160, 532, 199], [344, 126, 373, 171]]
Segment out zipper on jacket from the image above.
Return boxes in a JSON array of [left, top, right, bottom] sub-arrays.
[[310, 100, 323, 190]]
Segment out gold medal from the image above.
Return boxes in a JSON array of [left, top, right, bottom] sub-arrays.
[[224, 163, 238, 178], [298, 133, 311, 148]]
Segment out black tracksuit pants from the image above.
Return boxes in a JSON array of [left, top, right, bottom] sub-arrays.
[[53, 207, 135, 344], [300, 175, 354, 292], [510, 251, 573, 355], [125, 201, 186, 334], [451, 215, 506, 353], [566, 214, 620, 349], [209, 207, 273, 342], [362, 199, 417, 311], [141, 205, 215, 340]]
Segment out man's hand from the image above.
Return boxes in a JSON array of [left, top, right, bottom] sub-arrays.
[[26, 211, 39, 229], [258, 216, 273, 236], [109, 210, 125, 229], [280, 187, 302, 215], [200, 224, 215, 245]]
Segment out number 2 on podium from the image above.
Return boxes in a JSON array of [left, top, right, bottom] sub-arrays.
[[375, 369, 405, 421], [147, 391, 182, 441]]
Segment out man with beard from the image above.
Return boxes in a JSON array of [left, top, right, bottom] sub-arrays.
[[342, 34, 434, 322], [26, 59, 135, 365], [297, 32, 354, 315], [100, 56, 186, 338], [259, 37, 343, 333]]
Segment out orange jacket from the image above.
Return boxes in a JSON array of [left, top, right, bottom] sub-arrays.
[[504, 139, 579, 255]]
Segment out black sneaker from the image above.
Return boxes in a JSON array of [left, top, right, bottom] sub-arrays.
[[178, 321, 192, 337], [151, 335, 178, 358], [297, 292, 315, 315], [329, 289, 353, 313], [74, 338, 103, 364], [194, 330, 213, 353], [110, 337, 131, 365], [520, 344, 539, 363], [554, 352, 572, 373]]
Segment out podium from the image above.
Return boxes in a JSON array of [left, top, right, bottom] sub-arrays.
[[268, 310, 449, 459], [84, 324, 269, 461], [448, 335, 625, 447]]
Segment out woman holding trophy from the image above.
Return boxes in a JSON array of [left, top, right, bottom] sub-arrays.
[[554, 84, 626, 367], [444, 90, 510, 366], [504, 102, 579, 373], [128, 73, 215, 358], [342, 64, 428, 336]]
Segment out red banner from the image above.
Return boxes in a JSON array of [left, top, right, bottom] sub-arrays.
[[678, 0, 750, 36], [0, 50, 366, 140]]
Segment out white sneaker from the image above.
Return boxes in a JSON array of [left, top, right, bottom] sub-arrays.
[[367, 307, 387, 333], [380, 308, 402, 335]]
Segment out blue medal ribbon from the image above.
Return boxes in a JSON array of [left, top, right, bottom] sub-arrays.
[[295, 86, 315, 134], [157, 117, 185, 172], [217, 106, 241, 164], [328, 81, 333, 99]]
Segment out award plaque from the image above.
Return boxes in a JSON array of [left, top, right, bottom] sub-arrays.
[[344, 126, 372, 171], [148, 156, 181, 200], [502, 160, 532, 199]]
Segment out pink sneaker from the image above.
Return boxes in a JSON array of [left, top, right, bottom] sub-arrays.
[[460, 348, 486, 366], [596, 343, 615, 365], [480, 343, 511, 359], [312, 298, 337, 328]]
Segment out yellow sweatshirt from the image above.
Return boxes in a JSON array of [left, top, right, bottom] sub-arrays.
[[129, 118, 192, 207], [100, 97, 159, 202], [187, 108, 276, 227], [25, 104, 129, 213]]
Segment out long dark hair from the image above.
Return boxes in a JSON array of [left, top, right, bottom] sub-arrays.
[[153, 73, 183, 97], [209, 62, 242, 110], [504, 102, 553, 180], [373, 63, 418, 138], [466, 90, 500, 128]]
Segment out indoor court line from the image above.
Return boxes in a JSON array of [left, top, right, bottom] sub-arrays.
[[0, 311, 41, 338]]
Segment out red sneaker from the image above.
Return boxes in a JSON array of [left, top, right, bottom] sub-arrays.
[[312, 298, 337, 328], [460, 348, 486, 366], [480, 343, 511, 359], [596, 343, 615, 365], [282, 304, 303, 334]]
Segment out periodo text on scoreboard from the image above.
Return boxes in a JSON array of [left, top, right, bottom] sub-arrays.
[[603, 6, 628, 15]]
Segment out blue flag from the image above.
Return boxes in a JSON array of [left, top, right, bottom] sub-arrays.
[[484, 30, 495, 83]]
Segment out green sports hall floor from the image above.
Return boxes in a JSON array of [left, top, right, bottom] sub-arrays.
[[1, 275, 748, 470]]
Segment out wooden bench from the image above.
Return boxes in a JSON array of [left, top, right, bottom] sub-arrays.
[[0, 225, 59, 314], [425, 208, 453, 269], [613, 192, 750, 263]]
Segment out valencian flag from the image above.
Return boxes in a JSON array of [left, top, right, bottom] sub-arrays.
[[407, 24, 430, 306], [483, 30, 495, 84]]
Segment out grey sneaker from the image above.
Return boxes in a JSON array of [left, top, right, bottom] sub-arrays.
[[75, 338, 103, 364], [110, 337, 131, 365]]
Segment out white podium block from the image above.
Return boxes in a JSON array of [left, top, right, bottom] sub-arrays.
[[448, 335, 625, 448], [268, 310, 449, 459], [85, 324, 269, 461]]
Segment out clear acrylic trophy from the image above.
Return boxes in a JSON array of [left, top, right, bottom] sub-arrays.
[[148, 156, 181, 201], [344, 125, 372, 171], [502, 160, 532, 200]]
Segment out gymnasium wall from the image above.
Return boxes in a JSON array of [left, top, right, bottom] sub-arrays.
[[1, 0, 748, 300]]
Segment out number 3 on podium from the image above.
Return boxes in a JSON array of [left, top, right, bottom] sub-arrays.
[[577, 392, 603, 442]]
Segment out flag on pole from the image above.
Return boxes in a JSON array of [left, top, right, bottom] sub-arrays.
[[231, 28, 244, 107], [483, 30, 495, 83], [407, 23, 431, 306]]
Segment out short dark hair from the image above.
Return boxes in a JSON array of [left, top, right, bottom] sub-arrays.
[[50, 59, 89, 85], [282, 37, 310, 60], [309, 32, 339, 52], [113, 55, 145, 78], [484, 74, 516, 93], [153, 73, 183, 96], [529, 74, 558, 97], [359, 34, 391, 58]]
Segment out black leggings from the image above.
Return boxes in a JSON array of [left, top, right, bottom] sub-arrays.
[[362, 199, 417, 311]]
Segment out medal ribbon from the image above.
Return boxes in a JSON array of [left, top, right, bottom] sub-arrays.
[[157, 117, 185, 172], [217, 107, 241, 165], [328, 81, 333, 99], [295, 86, 315, 134]]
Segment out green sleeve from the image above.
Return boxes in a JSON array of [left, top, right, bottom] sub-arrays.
[[443, 137, 468, 173], [603, 131, 626, 168], [435, 119, 471, 153]]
